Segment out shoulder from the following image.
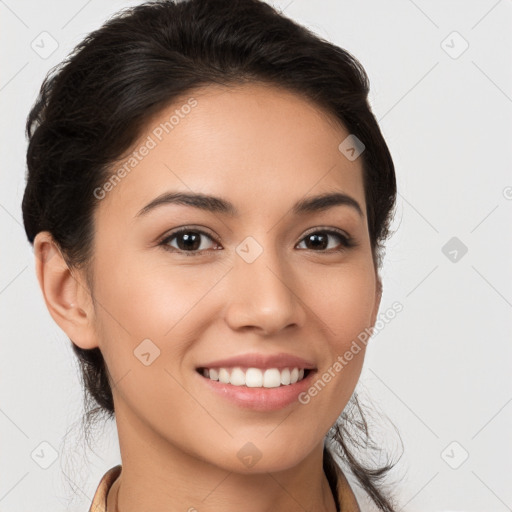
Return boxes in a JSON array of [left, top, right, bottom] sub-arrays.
[[88, 464, 122, 512]]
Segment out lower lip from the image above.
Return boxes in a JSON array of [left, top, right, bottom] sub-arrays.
[[196, 370, 317, 411]]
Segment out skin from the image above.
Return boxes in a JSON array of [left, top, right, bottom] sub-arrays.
[[34, 82, 381, 512]]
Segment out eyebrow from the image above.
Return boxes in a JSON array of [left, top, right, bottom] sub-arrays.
[[135, 191, 364, 218]]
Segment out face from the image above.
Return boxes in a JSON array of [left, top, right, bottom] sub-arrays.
[[53, 82, 381, 473]]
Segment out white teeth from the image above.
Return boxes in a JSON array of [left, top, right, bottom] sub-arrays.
[[218, 368, 230, 384], [202, 366, 309, 388], [263, 369, 281, 388], [246, 368, 263, 387], [230, 367, 246, 386]]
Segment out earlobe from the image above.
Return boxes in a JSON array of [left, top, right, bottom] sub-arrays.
[[33, 231, 99, 350]]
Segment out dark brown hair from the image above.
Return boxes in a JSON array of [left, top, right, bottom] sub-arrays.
[[22, 0, 401, 509]]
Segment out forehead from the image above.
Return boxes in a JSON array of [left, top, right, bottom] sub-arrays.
[[96, 82, 366, 223]]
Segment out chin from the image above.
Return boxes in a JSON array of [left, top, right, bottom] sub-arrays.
[[206, 437, 318, 475]]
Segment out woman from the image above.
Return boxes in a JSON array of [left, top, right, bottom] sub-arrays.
[[22, 0, 400, 510]]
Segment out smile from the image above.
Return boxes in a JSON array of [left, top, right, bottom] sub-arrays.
[[197, 367, 311, 388]]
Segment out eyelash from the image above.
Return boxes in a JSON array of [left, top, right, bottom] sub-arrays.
[[158, 226, 357, 257]]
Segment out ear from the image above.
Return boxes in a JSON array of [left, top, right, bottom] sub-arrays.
[[33, 231, 99, 350], [369, 273, 383, 333]]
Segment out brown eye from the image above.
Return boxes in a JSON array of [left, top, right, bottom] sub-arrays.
[[296, 230, 354, 252], [160, 228, 220, 256]]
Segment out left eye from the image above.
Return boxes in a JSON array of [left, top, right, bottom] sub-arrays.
[[296, 230, 352, 251]]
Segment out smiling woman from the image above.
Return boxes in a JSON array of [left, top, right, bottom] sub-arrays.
[[22, 1, 400, 511]]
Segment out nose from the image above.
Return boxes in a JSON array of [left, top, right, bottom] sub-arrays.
[[223, 243, 306, 336]]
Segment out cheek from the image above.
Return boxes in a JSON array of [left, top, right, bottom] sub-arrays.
[[90, 254, 229, 440], [307, 258, 377, 346], [298, 260, 376, 411], [90, 250, 233, 392], [93, 249, 218, 339]]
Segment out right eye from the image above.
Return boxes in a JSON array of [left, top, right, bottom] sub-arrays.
[[159, 228, 222, 256]]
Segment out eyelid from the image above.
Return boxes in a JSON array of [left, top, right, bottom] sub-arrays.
[[300, 225, 351, 240]]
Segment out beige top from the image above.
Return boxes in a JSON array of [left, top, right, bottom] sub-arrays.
[[88, 462, 361, 512]]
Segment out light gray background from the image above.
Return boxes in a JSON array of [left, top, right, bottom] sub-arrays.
[[1, 1, 511, 511]]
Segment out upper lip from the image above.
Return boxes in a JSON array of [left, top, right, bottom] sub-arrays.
[[197, 352, 317, 370]]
